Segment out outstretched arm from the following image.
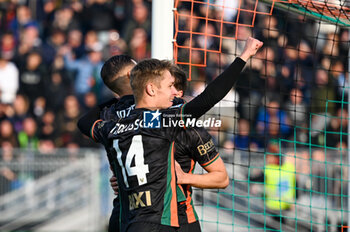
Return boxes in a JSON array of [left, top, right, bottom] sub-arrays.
[[183, 37, 263, 119], [175, 157, 229, 189]]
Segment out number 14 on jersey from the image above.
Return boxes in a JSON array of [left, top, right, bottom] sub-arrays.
[[113, 135, 150, 188]]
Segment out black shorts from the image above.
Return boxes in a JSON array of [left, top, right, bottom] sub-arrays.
[[127, 221, 178, 232], [178, 221, 201, 232], [108, 197, 120, 232], [126, 221, 201, 232]]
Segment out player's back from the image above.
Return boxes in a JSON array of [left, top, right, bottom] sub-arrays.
[[93, 107, 182, 230]]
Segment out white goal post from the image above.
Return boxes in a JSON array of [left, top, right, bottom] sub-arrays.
[[151, 0, 174, 60]]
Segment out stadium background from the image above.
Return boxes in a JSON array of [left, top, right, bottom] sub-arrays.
[[0, 0, 349, 231]]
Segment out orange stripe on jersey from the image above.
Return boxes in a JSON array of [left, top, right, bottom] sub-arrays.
[[170, 142, 179, 227], [201, 153, 220, 167], [186, 159, 196, 223], [177, 184, 186, 196], [90, 119, 103, 142]]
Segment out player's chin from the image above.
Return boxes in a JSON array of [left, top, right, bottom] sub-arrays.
[[166, 100, 173, 108]]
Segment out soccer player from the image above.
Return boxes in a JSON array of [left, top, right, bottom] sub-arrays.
[[78, 37, 263, 231], [79, 37, 263, 137], [105, 65, 218, 232], [91, 59, 228, 231]]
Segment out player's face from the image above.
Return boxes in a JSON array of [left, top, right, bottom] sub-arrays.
[[154, 70, 178, 109]]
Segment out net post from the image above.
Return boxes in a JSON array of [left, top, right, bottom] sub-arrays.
[[151, 0, 174, 60]]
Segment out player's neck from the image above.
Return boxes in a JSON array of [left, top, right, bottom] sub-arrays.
[[135, 98, 160, 111]]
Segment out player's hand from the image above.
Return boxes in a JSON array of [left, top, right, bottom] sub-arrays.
[[175, 161, 187, 185], [239, 37, 263, 62], [109, 176, 119, 195]]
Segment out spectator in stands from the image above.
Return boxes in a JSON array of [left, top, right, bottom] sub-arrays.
[[330, 60, 348, 102], [56, 95, 81, 145], [45, 72, 69, 112], [66, 29, 85, 59], [284, 88, 309, 144], [285, 88, 308, 127], [41, 29, 66, 65], [128, 27, 151, 61], [8, 94, 30, 133], [50, 5, 80, 34], [338, 29, 349, 66], [57, 95, 96, 148], [84, 30, 101, 52], [62, 42, 104, 105], [82, 0, 117, 32], [38, 139, 56, 155], [18, 51, 48, 110], [310, 149, 333, 199], [310, 68, 337, 145], [234, 118, 258, 152], [0, 52, 19, 104], [262, 62, 287, 102], [236, 47, 264, 121], [256, 98, 291, 146], [102, 30, 128, 60], [33, 96, 46, 119], [83, 92, 98, 112], [214, 0, 238, 22], [321, 33, 339, 59], [0, 32, 17, 61], [38, 110, 58, 144], [257, 16, 280, 47], [17, 117, 39, 150], [296, 40, 314, 87], [250, 142, 296, 224], [122, 2, 151, 43], [326, 108, 348, 148], [8, 5, 39, 41], [280, 45, 298, 91], [17, 25, 42, 61], [0, 119, 18, 147], [0, 141, 17, 195]]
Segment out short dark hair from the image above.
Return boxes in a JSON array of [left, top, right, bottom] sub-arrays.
[[100, 55, 135, 95], [171, 65, 187, 93], [130, 59, 172, 102]]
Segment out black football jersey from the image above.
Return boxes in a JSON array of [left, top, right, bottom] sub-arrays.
[[92, 105, 219, 230], [174, 127, 218, 224], [100, 95, 135, 121], [93, 106, 185, 230], [97, 96, 219, 226]]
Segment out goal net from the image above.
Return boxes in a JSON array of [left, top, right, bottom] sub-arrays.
[[173, 0, 350, 231]]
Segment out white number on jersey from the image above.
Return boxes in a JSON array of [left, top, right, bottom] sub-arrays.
[[113, 135, 149, 188]]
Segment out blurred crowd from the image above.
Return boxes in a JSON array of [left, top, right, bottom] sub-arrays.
[[175, 1, 349, 152], [0, 0, 153, 153], [0, 0, 348, 156]]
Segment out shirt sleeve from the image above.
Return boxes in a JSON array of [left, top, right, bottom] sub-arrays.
[[183, 57, 246, 119], [186, 127, 220, 167], [77, 98, 119, 138], [90, 119, 104, 142], [77, 106, 101, 138], [91, 120, 114, 151]]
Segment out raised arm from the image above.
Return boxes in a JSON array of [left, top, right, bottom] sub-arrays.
[[183, 37, 263, 118]]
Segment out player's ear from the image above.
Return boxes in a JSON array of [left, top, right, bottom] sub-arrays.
[[176, 90, 183, 98], [146, 83, 155, 97]]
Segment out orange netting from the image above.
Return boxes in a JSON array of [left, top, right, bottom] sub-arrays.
[[287, 0, 350, 20], [173, 0, 350, 80]]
